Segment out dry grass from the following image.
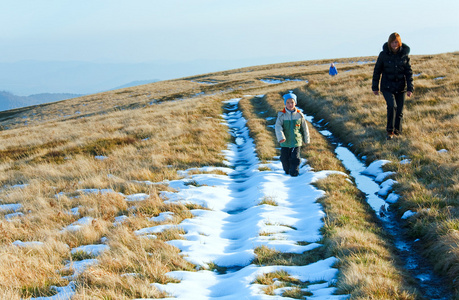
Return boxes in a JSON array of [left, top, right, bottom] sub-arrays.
[[0, 88, 229, 297], [315, 175, 418, 299], [0, 51, 457, 298], [239, 95, 278, 162], [72, 228, 192, 299]]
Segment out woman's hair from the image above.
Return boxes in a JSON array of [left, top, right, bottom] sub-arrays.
[[388, 32, 402, 48]]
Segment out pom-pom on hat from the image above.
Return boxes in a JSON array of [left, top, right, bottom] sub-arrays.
[[283, 91, 297, 105]]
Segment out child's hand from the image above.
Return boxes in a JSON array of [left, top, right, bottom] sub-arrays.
[[279, 139, 286, 143]]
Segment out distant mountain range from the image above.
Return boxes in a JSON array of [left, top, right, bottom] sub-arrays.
[[0, 79, 161, 112], [0, 91, 82, 111]]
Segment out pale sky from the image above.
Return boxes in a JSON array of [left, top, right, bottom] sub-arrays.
[[1, 0, 458, 65]]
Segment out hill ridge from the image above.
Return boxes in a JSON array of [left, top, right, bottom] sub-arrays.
[[0, 52, 456, 299]]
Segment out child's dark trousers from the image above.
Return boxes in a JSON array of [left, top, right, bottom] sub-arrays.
[[280, 147, 301, 177]]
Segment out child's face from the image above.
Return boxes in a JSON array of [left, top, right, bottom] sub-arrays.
[[285, 98, 295, 110]]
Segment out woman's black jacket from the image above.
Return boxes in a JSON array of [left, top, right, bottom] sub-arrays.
[[372, 42, 414, 93]]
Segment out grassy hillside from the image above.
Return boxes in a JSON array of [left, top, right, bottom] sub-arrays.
[[0, 52, 457, 299]]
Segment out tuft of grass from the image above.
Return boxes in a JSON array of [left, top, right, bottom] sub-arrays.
[[258, 196, 278, 206], [254, 270, 300, 285], [71, 250, 95, 261], [253, 245, 324, 267], [282, 286, 312, 299], [21, 285, 58, 298], [254, 270, 313, 297], [154, 227, 186, 242]]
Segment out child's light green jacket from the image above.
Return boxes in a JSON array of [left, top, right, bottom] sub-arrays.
[[275, 108, 310, 148]]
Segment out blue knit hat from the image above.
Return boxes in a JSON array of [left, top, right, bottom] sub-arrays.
[[283, 91, 297, 105]]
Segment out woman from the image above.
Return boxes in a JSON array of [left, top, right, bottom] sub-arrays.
[[372, 32, 414, 140]]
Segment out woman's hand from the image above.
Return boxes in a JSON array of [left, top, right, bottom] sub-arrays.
[[407, 91, 413, 97], [279, 139, 286, 143], [373, 91, 379, 96]]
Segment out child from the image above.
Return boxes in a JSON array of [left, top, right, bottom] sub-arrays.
[[329, 63, 338, 76], [275, 91, 310, 176]]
